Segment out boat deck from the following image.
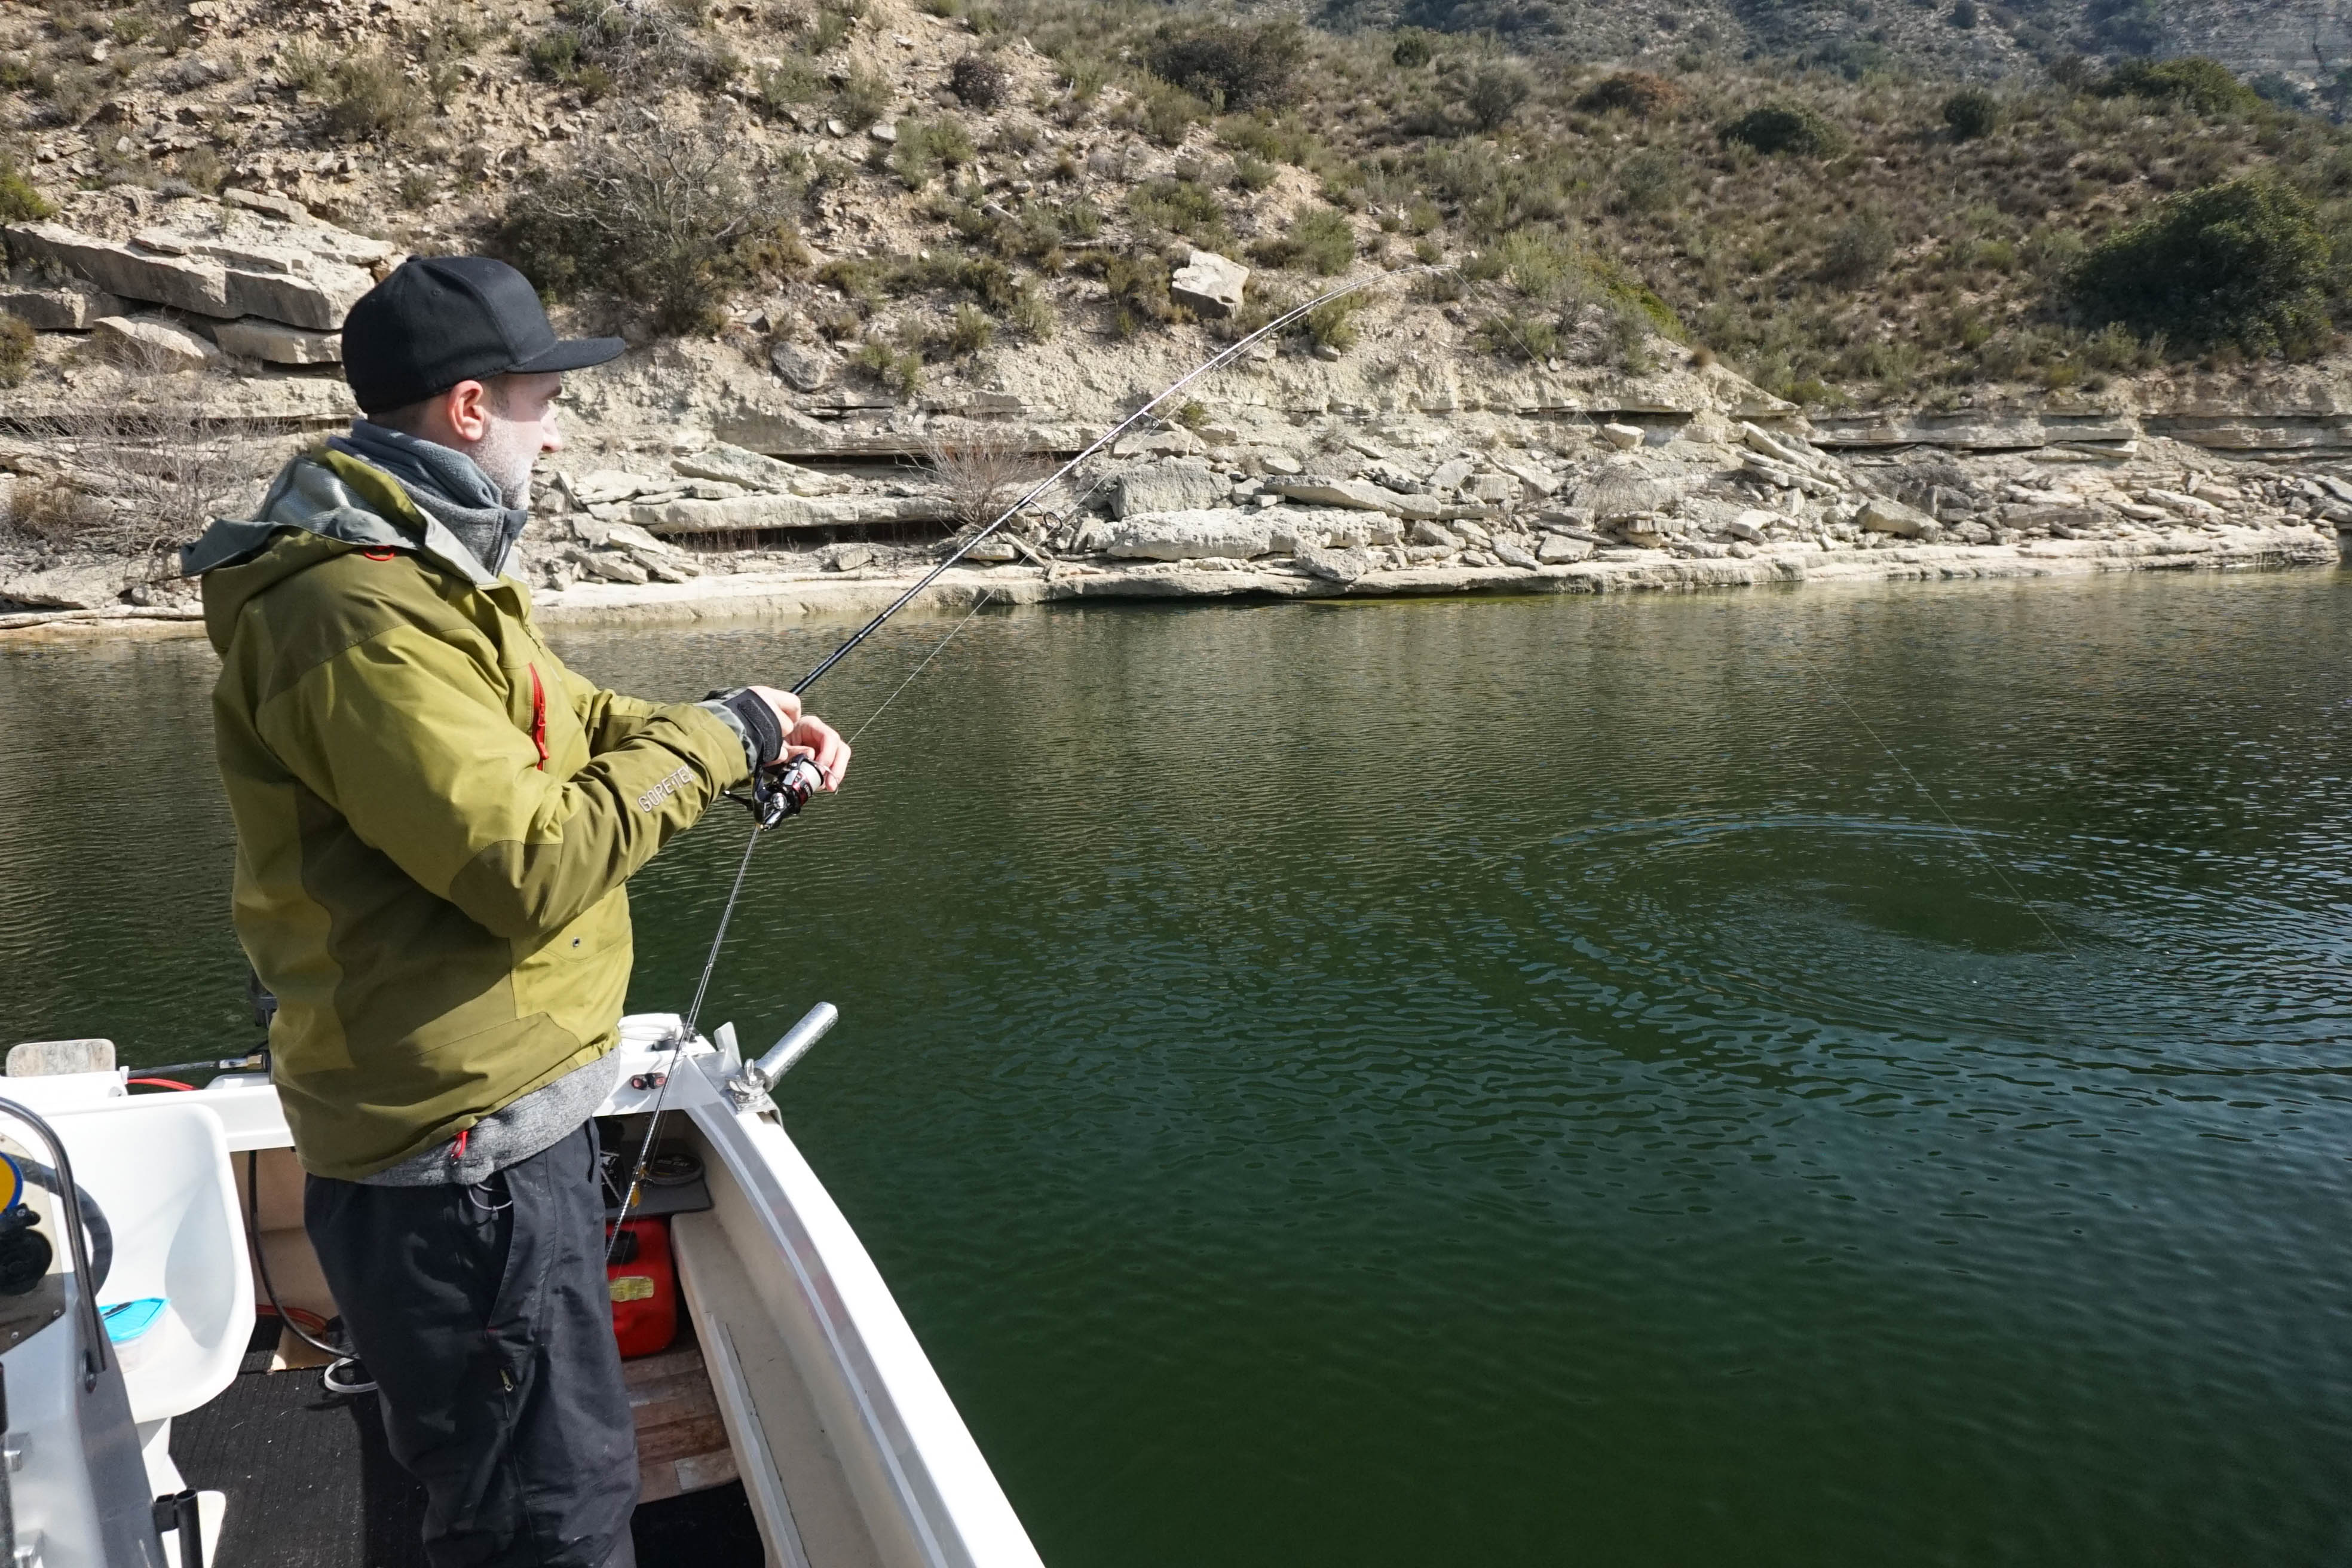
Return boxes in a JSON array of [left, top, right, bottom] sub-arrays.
[[175, 1317, 767, 1567]]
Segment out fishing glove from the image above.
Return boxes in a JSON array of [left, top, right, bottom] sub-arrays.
[[699, 688, 786, 772]]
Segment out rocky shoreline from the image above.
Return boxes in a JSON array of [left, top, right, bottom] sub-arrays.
[[8, 188, 2352, 645], [4, 517, 2336, 645]]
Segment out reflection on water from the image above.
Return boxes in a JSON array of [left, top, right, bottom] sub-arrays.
[[5, 571, 2352, 1566]]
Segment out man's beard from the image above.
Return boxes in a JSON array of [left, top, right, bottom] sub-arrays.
[[467, 415, 538, 510]]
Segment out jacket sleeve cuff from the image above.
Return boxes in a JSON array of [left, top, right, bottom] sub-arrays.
[[696, 699, 762, 775], [682, 702, 757, 786]]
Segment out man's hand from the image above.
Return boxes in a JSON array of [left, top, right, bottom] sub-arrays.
[[743, 686, 851, 791]]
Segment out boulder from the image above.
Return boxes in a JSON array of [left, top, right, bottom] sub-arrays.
[[1536, 532, 1594, 564], [571, 470, 664, 506], [91, 314, 219, 370], [673, 442, 835, 495], [1267, 476, 1413, 513], [1170, 250, 1248, 318], [1100, 508, 1276, 561], [1296, 545, 1379, 583], [1726, 509, 1777, 543], [1111, 461, 1227, 518], [0, 557, 140, 610], [8, 224, 231, 317], [0, 284, 126, 329], [214, 317, 341, 365], [574, 550, 650, 584], [222, 187, 313, 223], [1496, 459, 1561, 497], [1466, 473, 1517, 504], [770, 340, 832, 393], [1492, 538, 1541, 569], [1453, 518, 1494, 547], [960, 534, 1018, 561], [1425, 457, 1475, 491], [820, 543, 875, 571], [1599, 422, 1644, 450], [1857, 497, 1933, 536], [4, 219, 378, 330], [1409, 519, 1460, 549], [2142, 488, 2222, 517]]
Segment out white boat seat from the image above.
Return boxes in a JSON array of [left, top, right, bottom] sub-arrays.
[[50, 1098, 253, 1426]]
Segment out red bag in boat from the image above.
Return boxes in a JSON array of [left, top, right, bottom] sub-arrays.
[[605, 1217, 678, 1358]]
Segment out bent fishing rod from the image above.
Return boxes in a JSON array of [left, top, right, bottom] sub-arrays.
[[608, 268, 1438, 1245]]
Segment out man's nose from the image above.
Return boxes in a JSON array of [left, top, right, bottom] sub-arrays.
[[540, 414, 564, 455]]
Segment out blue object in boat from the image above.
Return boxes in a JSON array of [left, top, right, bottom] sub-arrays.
[[102, 1297, 166, 1344]]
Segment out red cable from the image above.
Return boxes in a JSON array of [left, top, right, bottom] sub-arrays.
[[126, 1077, 196, 1091]]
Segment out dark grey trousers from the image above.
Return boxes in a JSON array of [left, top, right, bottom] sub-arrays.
[[306, 1122, 640, 1568]]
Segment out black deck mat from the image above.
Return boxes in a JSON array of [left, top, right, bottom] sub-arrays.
[[173, 1319, 764, 1567]]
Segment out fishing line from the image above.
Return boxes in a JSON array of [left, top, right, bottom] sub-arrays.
[[850, 588, 996, 745], [1780, 620, 2077, 956], [608, 268, 1450, 1254]]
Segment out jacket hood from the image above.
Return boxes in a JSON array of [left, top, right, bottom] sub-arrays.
[[187, 448, 503, 653]]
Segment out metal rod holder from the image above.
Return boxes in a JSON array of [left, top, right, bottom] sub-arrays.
[[725, 1003, 838, 1108]]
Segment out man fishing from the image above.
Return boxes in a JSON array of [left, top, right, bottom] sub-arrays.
[[180, 255, 850, 1568]]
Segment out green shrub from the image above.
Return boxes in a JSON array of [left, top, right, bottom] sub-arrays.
[[2097, 57, 2258, 115], [1229, 153, 1277, 192], [850, 337, 924, 393], [2070, 175, 2330, 356], [1613, 150, 1678, 215], [1391, 28, 1434, 68], [0, 312, 32, 388], [1304, 292, 1368, 351], [1577, 71, 1682, 117], [323, 48, 422, 143], [1250, 207, 1355, 275], [2247, 72, 2311, 112], [1462, 65, 1532, 131], [836, 68, 892, 129], [752, 59, 825, 114], [0, 159, 53, 222], [1721, 105, 1843, 157], [1821, 210, 1896, 286], [1128, 177, 1232, 249], [1943, 88, 1997, 140], [1100, 251, 1181, 335], [890, 116, 975, 186], [1008, 286, 1056, 339], [1474, 311, 1557, 361], [942, 301, 994, 357], [1145, 20, 1304, 111], [1138, 82, 1210, 147]]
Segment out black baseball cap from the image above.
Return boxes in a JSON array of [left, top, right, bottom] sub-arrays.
[[341, 256, 625, 414]]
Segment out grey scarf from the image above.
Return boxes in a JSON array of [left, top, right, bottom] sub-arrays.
[[328, 421, 529, 577]]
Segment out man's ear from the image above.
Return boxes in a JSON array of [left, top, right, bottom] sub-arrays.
[[445, 379, 492, 443]]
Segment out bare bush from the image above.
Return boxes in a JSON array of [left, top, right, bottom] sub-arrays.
[[4, 368, 278, 563], [923, 426, 1054, 534], [498, 122, 806, 333]]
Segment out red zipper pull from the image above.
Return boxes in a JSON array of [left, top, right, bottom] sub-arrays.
[[528, 666, 549, 771]]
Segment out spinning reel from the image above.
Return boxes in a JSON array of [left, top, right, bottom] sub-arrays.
[[742, 756, 827, 829]]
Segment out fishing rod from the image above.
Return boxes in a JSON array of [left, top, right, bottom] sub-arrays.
[[606, 268, 1438, 1249]]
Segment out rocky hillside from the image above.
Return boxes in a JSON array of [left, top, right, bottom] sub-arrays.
[[0, 0, 2348, 623], [1315, 0, 2345, 88]]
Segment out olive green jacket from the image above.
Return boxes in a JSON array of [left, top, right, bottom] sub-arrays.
[[191, 449, 749, 1180]]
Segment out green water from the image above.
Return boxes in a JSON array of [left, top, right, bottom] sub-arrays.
[[5, 572, 2351, 1566]]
